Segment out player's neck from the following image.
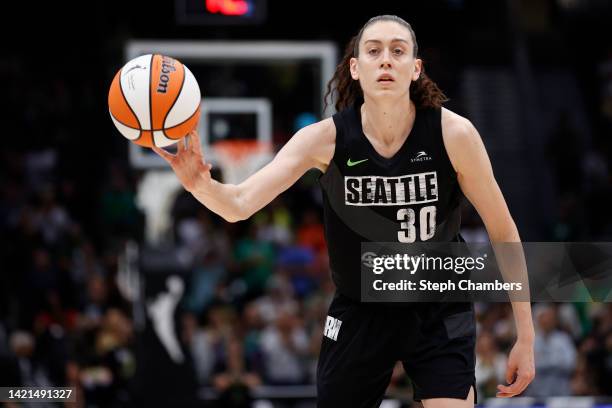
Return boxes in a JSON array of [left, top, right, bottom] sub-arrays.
[[361, 96, 415, 147]]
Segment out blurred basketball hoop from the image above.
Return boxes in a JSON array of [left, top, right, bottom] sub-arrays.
[[211, 139, 273, 184], [125, 40, 337, 243]]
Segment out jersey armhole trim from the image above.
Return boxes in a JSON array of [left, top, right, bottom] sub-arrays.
[[319, 113, 342, 180], [438, 107, 459, 182]]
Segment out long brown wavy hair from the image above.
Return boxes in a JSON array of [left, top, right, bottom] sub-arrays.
[[324, 15, 448, 112]]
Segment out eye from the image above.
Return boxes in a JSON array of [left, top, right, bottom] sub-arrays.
[[368, 48, 379, 55], [393, 48, 404, 55]]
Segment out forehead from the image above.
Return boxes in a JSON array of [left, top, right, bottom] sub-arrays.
[[360, 21, 413, 46]]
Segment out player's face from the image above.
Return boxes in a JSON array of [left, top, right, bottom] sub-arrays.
[[350, 21, 422, 100]]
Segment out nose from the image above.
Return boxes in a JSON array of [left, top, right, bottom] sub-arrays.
[[380, 48, 392, 68]]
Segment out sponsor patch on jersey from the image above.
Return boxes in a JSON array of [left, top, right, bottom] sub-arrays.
[[323, 316, 342, 341]]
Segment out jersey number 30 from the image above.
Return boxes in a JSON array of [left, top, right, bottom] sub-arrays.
[[396, 205, 436, 242]]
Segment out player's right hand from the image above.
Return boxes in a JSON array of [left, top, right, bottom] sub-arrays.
[[151, 130, 213, 193]]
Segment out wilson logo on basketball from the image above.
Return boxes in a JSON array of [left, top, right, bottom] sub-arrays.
[[157, 56, 177, 94], [108, 54, 201, 148]]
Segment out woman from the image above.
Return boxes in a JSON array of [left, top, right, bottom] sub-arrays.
[[153, 14, 535, 408]]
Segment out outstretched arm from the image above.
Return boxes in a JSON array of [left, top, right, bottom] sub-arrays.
[[442, 108, 535, 398], [153, 118, 335, 222]]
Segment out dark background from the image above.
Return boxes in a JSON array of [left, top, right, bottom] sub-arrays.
[[1, 0, 611, 406]]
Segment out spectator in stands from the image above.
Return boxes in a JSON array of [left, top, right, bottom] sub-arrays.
[[0, 331, 52, 388], [576, 304, 612, 396], [100, 162, 144, 242], [212, 336, 262, 393], [255, 199, 293, 247], [571, 335, 600, 396], [525, 304, 577, 397], [31, 186, 73, 248], [240, 302, 265, 376], [260, 308, 309, 385], [78, 274, 109, 330], [296, 209, 326, 254], [475, 330, 507, 398], [230, 221, 275, 297], [254, 274, 299, 325]]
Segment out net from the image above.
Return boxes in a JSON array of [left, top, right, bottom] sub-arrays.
[[211, 139, 274, 184]]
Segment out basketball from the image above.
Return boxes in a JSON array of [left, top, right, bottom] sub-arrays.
[[108, 54, 201, 147]]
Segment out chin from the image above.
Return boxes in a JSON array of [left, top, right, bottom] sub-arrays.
[[369, 89, 401, 98]]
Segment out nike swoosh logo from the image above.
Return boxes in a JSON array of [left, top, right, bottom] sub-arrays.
[[347, 158, 368, 167]]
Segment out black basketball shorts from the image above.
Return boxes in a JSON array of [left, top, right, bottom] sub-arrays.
[[316, 291, 477, 407]]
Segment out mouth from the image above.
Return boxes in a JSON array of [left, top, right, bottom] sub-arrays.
[[377, 74, 395, 83]]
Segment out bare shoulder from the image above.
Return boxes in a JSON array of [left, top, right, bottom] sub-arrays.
[[440, 107, 481, 172], [441, 107, 477, 142], [308, 116, 336, 141], [297, 116, 336, 172]]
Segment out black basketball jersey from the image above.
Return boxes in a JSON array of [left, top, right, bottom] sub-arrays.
[[319, 99, 465, 301]]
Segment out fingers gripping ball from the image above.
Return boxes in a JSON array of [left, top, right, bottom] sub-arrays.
[[108, 54, 201, 147]]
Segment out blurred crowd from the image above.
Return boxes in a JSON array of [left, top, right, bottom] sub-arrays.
[[0, 146, 611, 407]]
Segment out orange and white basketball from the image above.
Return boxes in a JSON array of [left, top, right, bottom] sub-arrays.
[[108, 54, 201, 147]]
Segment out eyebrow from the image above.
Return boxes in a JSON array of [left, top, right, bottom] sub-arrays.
[[364, 38, 410, 45]]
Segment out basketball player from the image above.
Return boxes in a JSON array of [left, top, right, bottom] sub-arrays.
[[153, 15, 535, 408]]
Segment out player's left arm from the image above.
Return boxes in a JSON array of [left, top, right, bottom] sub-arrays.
[[441, 107, 535, 398]]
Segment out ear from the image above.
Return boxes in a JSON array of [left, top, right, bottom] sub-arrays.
[[412, 58, 423, 81], [349, 57, 359, 80]]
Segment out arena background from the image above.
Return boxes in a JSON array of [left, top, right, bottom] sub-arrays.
[[1, 0, 612, 407]]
